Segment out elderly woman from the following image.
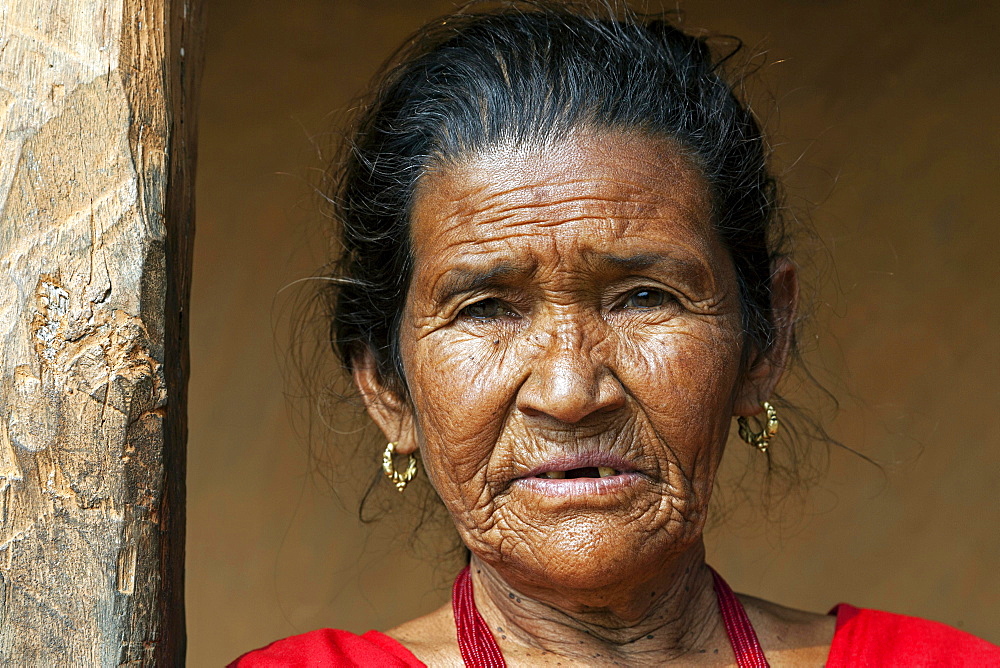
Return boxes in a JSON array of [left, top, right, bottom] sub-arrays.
[[232, 3, 997, 666]]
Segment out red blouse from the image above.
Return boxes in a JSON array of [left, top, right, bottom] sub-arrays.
[[230, 604, 999, 667], [825, 603, 999, 666], [229, 628, 423, 667]]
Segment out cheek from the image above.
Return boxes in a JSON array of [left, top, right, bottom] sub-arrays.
[[403, 329, 518, 488], [620, 318, 743, 419], [617, 318, 743, 479]]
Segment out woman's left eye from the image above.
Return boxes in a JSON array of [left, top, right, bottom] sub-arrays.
[[621, 288, 667, 309]]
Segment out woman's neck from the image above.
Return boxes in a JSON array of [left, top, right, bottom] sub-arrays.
[[468, 544, 729, 665]]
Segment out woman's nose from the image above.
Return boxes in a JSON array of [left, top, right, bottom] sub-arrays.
[[516, 322, 626, 424]]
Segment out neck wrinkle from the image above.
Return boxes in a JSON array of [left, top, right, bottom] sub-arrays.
[[468, 545, 726, 663]]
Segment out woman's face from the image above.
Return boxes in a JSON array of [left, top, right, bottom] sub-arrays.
[[361, 131, 772, 595]]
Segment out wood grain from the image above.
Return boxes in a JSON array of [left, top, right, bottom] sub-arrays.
[[0, 0, 201, 663]]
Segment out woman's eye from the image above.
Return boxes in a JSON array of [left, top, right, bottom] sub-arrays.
[[622, 288, 666, 309], [460, 298, 510, 320]]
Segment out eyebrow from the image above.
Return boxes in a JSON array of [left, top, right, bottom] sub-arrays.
[[430, 250, 715, 303], [432, 263, 526, 303], [589, 252, 664, 272], [586, 250, 715, 293]]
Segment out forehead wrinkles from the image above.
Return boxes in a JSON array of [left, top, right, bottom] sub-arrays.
[[413, 181, 712, 258], [415, 138, 711, 236], [408, 132, 724, 294]]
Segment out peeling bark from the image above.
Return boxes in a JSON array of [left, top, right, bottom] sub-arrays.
[[0, 0, 201, 664]]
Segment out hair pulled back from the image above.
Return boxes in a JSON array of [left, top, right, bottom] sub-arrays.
[[326, 1, 785, 395]]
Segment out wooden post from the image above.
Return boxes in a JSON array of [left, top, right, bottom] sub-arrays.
[[0, 0, 201, 663]]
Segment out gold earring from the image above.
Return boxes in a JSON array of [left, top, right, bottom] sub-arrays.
[[737, 401, 779, 453], [382, 442, 417, 493]]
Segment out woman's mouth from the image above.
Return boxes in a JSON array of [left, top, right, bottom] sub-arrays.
[[536, 466, 620, 479], [515, 456, 644, 500], [523, 452, 637, 480]]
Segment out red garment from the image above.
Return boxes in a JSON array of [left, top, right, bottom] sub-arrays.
[[230, 605, 999, 667], [826, 603, 1000, 667], [228, 629, 424, 667]]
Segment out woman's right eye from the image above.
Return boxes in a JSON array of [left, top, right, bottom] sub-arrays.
[[460, 298, 510, 320]]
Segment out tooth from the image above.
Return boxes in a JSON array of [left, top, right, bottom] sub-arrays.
[[542, 471, 566, 479], [598, 467, 616, 478]]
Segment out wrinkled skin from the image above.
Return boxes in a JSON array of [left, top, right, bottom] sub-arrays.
[[355, 131, 821, 665]]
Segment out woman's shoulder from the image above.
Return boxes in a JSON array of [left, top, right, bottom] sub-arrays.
[[827, 603, 1000, 666], [738, 594, 999, 667], [383, 601, 464, 666], [227, 628, 426, 667], [739, 593, 837, 665]]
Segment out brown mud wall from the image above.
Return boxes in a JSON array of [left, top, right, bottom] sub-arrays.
[[187, 1, 1000, 663]]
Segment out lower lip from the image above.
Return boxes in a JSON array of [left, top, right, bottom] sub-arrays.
[[513, 472, 644, 498]]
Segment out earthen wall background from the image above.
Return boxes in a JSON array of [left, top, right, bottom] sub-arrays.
[[187, 2, 1000, 663]]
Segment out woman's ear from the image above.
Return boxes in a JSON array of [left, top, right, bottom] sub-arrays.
[[352, 349, 419, 455], [734, 257, 799, 416]]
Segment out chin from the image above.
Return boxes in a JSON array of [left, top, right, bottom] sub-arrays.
[[476, 512, 704, 601]]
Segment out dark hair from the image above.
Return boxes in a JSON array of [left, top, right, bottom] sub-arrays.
[[325, 1, 786, 396]]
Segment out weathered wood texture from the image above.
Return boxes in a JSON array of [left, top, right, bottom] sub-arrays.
[[0, 0, 201, 664]]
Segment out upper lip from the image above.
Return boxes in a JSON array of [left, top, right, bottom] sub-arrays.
[[520, 452, 638, 478]]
